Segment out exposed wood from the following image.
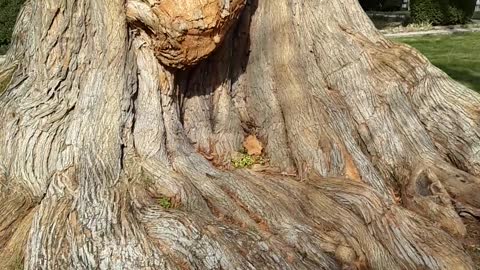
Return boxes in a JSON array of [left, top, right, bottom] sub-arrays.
[[0, 0, 479, 269]]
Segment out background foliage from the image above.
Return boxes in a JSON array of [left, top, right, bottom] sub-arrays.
[[0, 0, 24, 54], [410, 0, 476, 24], [360, 0, 404, 11]]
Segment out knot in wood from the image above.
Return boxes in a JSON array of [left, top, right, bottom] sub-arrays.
[[127, 0, 246, 69]]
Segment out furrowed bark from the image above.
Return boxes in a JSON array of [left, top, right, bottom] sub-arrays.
[[0, 0, 479, 269]]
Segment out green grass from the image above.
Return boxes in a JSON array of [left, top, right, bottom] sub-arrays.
[[394, 32, 480, 92]]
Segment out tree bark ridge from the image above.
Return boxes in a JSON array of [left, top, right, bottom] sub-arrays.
[[0, 0, 479, 269]]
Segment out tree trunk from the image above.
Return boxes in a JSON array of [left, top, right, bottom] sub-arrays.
[[0, 0, 479, 269]]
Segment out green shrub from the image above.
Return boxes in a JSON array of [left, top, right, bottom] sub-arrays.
[[0, 0, 24, 54], [474, 11, 480, 20], [410, 0, 476, 25]]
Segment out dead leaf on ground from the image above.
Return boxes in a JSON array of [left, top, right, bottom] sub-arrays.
[[243, 135, 263, 156]]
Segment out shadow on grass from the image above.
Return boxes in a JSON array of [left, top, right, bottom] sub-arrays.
[[435, 64, 480, 93]]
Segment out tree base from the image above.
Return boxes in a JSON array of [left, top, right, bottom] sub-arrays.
[[0, 0, 479, 269]]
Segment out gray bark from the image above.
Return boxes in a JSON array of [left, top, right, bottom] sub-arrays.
[[0, 0, 479, 269]]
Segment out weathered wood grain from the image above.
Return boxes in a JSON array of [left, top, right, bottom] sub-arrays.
[[0, 0, 478, 269]]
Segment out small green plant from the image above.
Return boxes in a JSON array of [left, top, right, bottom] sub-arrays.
[[158, 196, 172, 209], [231, 153, 256, 168], [231, 150, 266, 169]]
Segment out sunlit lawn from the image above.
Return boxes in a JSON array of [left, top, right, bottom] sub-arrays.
[[394, 32, 480, 92]]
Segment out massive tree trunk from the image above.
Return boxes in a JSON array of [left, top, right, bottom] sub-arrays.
[[0, 0, 479, 269]]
